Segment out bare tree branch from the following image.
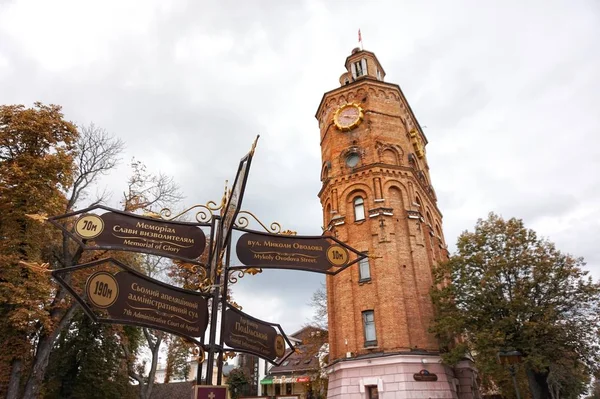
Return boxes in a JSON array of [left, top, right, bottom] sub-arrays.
[[122, 159, 183, 213], [66, 123, 124, 212], [308, 283, 328, 330]]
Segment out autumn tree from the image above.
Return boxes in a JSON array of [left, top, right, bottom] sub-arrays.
[[0, 103, 79, 398], [17, 122, 125, 399], [0, 102, 199, 399], [431, 213, 600, 399], [164, 335, 193, 383], [0, 106, 131, 398]]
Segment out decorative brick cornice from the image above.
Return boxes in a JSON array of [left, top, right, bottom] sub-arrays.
[[327, 215, 346, 230], [368, 207, 394, 217], [319, 165, 442, 217], [406, 210, 423, 221]]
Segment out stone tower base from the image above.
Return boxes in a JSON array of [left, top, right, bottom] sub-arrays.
[[326, 354, 478, 399]]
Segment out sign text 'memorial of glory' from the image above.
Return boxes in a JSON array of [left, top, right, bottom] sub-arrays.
[[49, 205, 208, 264]]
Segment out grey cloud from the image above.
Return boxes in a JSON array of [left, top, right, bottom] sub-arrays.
[[1, 0, 599, 333]]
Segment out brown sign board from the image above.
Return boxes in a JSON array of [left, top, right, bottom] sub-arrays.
[[222, 305, 292, 365], [52, 258, 210, 345], [234, 229, 366, 275], [221, 138, 258, 247], [49, 205, 208, 264], [102, 271, 208, 338], [413, 370, 438, 381]]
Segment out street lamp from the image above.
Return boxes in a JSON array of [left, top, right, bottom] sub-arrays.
[[497, 350, 523, 399]]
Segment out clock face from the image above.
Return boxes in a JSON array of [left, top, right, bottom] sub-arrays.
[[334, 104, 364, 131]]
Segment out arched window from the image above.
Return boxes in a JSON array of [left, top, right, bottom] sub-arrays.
[[435, 223, 444, 244], [351, 59, 367, 79], [381, 148, 398, 165], [321, 161, 330, 181], [415, 195, 422, 207], [354, 197, 365, 221]]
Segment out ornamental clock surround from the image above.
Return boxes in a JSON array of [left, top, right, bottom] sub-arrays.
[[333, 103, 364, 131]]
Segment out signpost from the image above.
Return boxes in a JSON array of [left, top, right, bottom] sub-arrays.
[[234, 229, 366, 274], [221, 137, 258, 247], [222, 305, 293, 365], [45, 136, 366, 396], [49, 205, 208, 264], [51, 258, 210, 346]]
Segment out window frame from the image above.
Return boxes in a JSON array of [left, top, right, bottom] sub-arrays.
[[353, 196, 366, 222], [362, 310, 377, 346], [358, 255, 371, 282]]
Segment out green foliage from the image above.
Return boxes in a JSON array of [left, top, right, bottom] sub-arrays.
[[227, 367, 251, 399], [43, 310, 136, 399], [431, 213, 600, 399]]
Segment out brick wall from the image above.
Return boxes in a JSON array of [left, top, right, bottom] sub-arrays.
[[316, 51, 449, 362]]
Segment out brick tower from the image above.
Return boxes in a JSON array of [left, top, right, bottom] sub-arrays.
[[315, 48, 478, 399]]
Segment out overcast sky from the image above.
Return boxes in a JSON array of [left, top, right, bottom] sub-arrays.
[[1, 0, 599, 336]]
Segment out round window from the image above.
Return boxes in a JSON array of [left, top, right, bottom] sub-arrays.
[[346, 153, 360, 167]]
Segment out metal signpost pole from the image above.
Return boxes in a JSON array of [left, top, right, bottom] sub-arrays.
[[216, 232, 233, 385], [205, 214, 224, 385], [196, 216, 218, 386]]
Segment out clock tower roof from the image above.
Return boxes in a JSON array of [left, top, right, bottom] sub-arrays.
[[314, 48, 428, 146], [344, 48, 386, 78]]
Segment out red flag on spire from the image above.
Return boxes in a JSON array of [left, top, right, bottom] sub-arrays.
[[358, 29, 362, 43]]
